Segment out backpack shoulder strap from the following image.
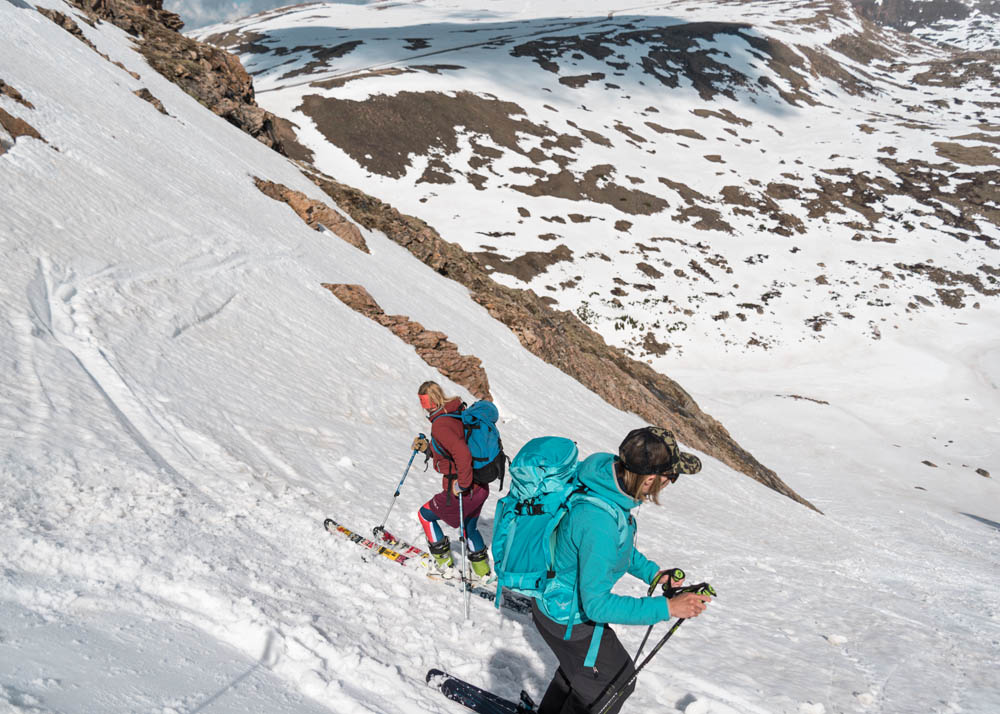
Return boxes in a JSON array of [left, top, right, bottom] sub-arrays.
[[569, 490, 629, 549]]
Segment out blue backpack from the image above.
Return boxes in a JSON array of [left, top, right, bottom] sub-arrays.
[[491, 436, 582, 602], [430, 400, 505, 486]]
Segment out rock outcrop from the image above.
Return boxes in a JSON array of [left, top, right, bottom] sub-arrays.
[[324, 283, 492, 401], [63, 0, 312, 159], [254, 178, 368, 253]]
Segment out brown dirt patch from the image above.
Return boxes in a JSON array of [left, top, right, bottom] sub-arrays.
[[475, 244, 573, 281], [645, 122, 706, 140], [559, 72, 605, 88], [278, 41, 364, 80], [933, 142, 1000, 167], [659, 177, 708, 204], [691, 108, 751, 126], [299, 90, 562, 179], [911, 50, 1000, 89], [513, 164, 669, 216]]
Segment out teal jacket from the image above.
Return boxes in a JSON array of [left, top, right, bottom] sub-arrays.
[[537, 453, 671, 631]]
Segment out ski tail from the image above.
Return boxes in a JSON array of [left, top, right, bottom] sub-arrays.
[[426, 669, 535, 714]]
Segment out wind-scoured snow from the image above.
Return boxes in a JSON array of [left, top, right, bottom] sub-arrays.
[[2, 2, 999, 714]]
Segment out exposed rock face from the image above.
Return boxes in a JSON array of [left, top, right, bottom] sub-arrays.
[[64, 0, 311, 158], [1, 80, 45, 154], [254, 178, 368, 253], [0, 106, 46, 155], [308, 169, 817, 511], [0, 80, 35, 109], [133, 88, 167, 114], [324, 283, 493, 401]]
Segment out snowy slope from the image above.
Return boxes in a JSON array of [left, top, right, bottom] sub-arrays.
[[195, 0, 1000, 363], [2, 2, 999, 714]]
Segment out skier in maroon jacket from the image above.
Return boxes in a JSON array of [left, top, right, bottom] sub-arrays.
[[412, 381, 492, 580]]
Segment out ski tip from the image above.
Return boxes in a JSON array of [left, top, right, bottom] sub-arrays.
[[323, 518, 336, 531], [426, 668, 447, 685]]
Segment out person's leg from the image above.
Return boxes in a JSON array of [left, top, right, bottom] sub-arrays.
[[463, 515, 485, 552], [531, 602, 636, 714], [537, 667, 573, 714], [418, 502, 454, 572], [578, 628, 635, 714], [418, 504, 444, 543]]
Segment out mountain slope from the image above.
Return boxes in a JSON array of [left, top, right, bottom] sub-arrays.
[[197, 0, 999, 364], [1, 2, 998, 714]]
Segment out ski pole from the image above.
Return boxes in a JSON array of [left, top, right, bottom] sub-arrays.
[[458, 490, 470, 620], [598, 583, 716, 714], [634, 567, 685, 664], [372, 434, 424, 539]]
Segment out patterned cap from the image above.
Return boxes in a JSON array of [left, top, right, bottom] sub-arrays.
[[619, 426, 702, 476]]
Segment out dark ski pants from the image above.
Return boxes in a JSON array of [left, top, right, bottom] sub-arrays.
[[532, 600, 636, 714]]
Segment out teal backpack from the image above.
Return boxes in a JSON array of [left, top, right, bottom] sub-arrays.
[[491, 434, 638, 609], [491, 436, 580, 604]]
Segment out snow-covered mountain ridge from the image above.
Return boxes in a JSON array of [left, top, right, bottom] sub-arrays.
[[196, 0, 999, 365]]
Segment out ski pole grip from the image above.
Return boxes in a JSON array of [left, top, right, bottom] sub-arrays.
[[648, 567, 685, 596], [673, 582, 717, 598]]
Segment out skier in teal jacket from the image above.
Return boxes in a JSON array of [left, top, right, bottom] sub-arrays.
[[532, 426, 711, 714]]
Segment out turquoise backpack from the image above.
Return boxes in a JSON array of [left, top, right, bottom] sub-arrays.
[[492, 437, 629, 609]]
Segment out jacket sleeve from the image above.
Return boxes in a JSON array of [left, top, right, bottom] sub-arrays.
[[572, 505, 670, 625], [628, 547, 661, 585], [433, 419, 475, 489]]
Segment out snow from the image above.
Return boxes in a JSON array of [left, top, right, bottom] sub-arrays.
[[2, 2, 999, 714]]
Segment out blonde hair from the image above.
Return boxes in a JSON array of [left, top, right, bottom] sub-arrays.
[[418, 381, 458, 410], [615, 461, 665, 504]]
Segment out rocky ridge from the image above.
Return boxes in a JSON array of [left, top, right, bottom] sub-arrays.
[[50, 0, 815, 509]]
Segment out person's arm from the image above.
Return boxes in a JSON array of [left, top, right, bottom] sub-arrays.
[[573, 505, 670, 625], [627, 547, 661, 585]]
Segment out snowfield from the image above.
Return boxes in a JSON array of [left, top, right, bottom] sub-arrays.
[[1, 2, 999, 714]]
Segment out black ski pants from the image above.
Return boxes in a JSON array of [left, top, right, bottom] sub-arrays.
[[532, 599, 636, 714]]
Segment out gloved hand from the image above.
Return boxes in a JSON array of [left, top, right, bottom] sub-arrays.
[[451, 480, 471, 497], [412, 436, 429, 453]]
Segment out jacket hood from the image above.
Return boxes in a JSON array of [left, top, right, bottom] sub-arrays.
[[577, 452, 642, 512]]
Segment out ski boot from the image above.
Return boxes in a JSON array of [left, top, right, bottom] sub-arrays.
[[428, 536, 457, 578], [468, 547, 495, 584]]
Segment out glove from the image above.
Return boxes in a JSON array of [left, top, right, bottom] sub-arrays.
[[451, 480, 471, 497], [412, 436, 429, 453]]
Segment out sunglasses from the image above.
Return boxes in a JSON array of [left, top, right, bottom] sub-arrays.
[[659, 471, 680, 483]]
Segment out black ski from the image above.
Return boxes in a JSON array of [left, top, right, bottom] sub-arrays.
[[426, 669, 535, 714]]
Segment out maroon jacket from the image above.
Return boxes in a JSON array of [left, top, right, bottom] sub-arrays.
[[427, 398, 474, 490]]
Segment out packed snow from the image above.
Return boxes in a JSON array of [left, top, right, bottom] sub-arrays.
[[1, 2, 999, 714]]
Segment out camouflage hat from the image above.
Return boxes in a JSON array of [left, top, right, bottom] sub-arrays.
[[619, 426, 702, 476]]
